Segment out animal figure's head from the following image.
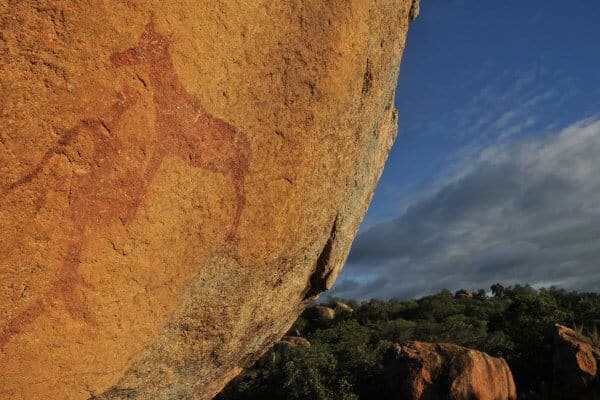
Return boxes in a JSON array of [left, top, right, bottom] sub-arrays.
[[110, 18, 173, 66]]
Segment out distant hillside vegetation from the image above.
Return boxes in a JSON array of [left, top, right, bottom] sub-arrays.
[[217, 285, 600, 400]]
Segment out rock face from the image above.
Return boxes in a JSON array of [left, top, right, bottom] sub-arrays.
[[386, 341, 517, 400], [306, 305, 337, 320], [0, 1, 416, 399], [553, 324, 600, 400]]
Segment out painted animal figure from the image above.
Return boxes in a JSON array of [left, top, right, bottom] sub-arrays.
[[0, 19, 250, 349], [110, 19, 251, 240], [0, 86, 140, 348]]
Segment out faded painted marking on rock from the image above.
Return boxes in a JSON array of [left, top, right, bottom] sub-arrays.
[[110, 19, 250, 240], [0, 19, 251, 349]]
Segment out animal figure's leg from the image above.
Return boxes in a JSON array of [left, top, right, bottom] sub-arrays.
[[227, 171, 246, 241], [0, 235, 95, 350], [1, 126, 80, 196], [143, 144, 166, 187], [0, 298, 46, 349], [56, 237, 96, 324], [0, 127, 84, 349]]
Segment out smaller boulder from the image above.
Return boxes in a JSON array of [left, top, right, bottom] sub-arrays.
[[454, 289, 473, 299], [386, 341, 516, 400], [552, 324, 599, 400], [280, 335, 311, 348], [305, 305, 336, 320], [334, 301, 354, 314], [273, 335, 311, 355]]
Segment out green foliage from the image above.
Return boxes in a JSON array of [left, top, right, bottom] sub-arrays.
[[216, 286, 600, 400]]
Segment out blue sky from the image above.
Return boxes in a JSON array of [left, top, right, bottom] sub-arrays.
[[330, 0, 600, 300]]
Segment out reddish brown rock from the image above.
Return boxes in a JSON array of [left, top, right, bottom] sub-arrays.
[[0, 1, 416, 399], [553, 324, 600, 400], [387, 341, 517, 400]]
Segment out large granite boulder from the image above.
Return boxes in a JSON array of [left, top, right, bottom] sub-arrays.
[[553, 324, 600, 400], [386, 341, 517, 400], [0, 0, 416, 398]]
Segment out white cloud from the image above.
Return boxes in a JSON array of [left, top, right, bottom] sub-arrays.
[[332, 118, 600, 299]]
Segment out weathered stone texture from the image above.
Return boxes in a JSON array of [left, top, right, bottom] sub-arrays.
[[387, 341, 517, 400], [0, 1, 415, 398], [553, 324, 600, 400]]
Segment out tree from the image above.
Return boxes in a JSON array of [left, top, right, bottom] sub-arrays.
[[491, 283, 505, 298], [475, 289, 487, 300]]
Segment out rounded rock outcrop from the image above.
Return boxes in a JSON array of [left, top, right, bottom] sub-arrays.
[[306, 305, 337, 320], [386, 341, 517, 400], [553, 324, 600, 400]]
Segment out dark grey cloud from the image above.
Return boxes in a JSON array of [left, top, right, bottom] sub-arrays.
[[330, 119, 600, 300]]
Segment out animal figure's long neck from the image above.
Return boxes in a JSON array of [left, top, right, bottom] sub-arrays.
[[145, 50, 204, 118]]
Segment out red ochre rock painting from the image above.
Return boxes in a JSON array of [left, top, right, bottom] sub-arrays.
[[0, 19, 251, 350], [110, 19, 251, 238]]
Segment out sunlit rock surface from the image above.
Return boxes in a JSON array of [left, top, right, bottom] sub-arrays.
[[0, 1, 416, 398], [386, 341, 517, 400]]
